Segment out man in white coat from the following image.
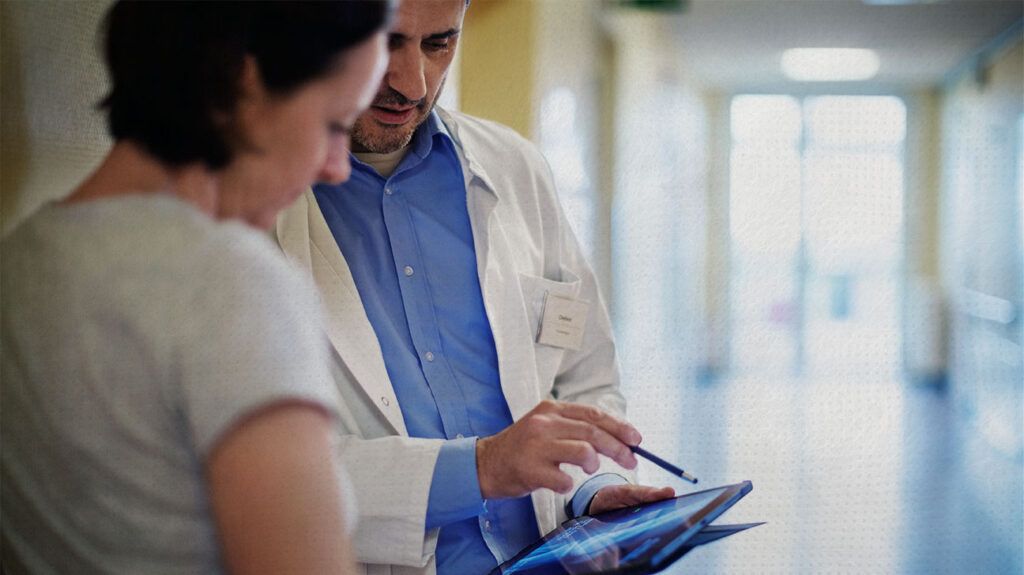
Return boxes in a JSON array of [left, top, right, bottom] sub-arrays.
[[276, 0, 674, 573]]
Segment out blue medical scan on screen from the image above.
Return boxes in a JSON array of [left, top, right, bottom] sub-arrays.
[[496, 487, 730, 575]]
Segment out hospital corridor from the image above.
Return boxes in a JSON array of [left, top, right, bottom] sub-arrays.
[[2, 0, 1022, 573], [455, 1, 1024, 572]]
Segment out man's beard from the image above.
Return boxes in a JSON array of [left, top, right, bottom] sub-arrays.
[[351, 79, 446, 154]]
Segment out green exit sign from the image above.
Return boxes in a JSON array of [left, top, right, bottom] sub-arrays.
[[615, 0, 687, 12]]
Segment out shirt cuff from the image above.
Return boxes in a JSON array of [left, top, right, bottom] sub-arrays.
[[566, 473, 631, 519], [425, 436, 486, 529]]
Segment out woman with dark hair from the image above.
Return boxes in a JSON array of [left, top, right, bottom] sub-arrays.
[[1, 1, 392, 573]]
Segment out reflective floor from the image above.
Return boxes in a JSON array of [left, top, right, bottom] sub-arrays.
[[622, 374, 1024, 574]]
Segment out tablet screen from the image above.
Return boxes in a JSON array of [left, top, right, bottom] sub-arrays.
[[491, 481, 751, 575]]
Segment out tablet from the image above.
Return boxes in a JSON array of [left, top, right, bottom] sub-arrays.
[[489, 480, 754, 575]]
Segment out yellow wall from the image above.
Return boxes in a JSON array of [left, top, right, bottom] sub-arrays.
[[459, 0, 537, 139], [1, 1, 114, 234]]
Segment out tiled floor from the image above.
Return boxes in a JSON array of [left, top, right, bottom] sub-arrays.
[[621, 374, 1024, 574]]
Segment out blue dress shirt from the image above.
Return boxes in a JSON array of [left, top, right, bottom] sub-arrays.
[[313, 113, 539, 574], [313, 112, 623, 573]]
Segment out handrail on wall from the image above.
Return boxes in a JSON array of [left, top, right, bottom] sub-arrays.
[[959, 288, 1018, 326]]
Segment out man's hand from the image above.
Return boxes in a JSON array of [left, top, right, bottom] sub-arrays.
[[476, 400, 642, 499], [587, 484, 675, 515]]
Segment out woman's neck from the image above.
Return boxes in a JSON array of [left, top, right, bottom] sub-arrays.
[[66, 141, 220, 219]]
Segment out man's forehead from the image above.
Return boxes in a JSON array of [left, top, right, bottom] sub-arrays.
[[392, 0, 466, 37]]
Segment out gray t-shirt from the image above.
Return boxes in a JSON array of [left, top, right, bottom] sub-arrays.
[[1, 195, 342, 574]]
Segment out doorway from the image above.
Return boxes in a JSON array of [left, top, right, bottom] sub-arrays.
[[729, 94, 907, 377]]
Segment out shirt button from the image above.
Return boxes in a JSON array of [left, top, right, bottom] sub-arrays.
[[403, 265, 414, 277], [424, 351, 435, 362], [384, 187, 393, 196], [456, 433, 465, 439], [380, 396, 390, 407], [484, 520, 492, 532]]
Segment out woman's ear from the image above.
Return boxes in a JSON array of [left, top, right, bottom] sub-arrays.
[[222, 55, 268, 153], [237, 55, 268, 106]]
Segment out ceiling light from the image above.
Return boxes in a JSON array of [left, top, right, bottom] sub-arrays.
[[862, 0, 946, 5], [781, 48, 880, 82]]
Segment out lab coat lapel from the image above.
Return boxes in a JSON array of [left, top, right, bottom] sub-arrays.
[[278, 190, 407, 435], [440, 109, 542, 423]]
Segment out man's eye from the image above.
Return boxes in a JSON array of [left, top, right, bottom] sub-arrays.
[[424, 41, 450, 52]]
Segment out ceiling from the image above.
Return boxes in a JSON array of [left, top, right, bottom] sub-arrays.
[[662, 0, 1022, 91]]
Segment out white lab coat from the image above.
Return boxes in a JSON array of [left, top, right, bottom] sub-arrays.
[[275, 108, 634, 575]]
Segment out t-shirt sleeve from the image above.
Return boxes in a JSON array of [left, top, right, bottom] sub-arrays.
[[172, 231, 340, 458]]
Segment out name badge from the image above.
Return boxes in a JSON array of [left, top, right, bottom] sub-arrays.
[[537, 294, 589, 351]]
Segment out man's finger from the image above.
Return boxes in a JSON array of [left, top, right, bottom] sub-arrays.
[[590, 484, 676, 514], [557, 403, 642, 446], [603, 485, 646, 506], [632, 485, 675, 503], [622, 485, 672, 502], [546, 440, 601, 474], [532, 467, 575, 494], [547, 416, 637, 469]]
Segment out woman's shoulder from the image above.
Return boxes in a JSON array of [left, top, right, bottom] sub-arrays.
[[4, 194, 303, 309], [88, 194, 290, 280]]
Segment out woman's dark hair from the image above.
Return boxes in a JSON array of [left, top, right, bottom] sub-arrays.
[[100, 1, 393, 170]]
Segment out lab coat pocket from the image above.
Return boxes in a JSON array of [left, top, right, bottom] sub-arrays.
[[517, 268, 583, 393]]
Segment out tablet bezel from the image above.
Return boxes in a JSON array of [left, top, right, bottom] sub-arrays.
[[648, 480, 753, 567], [490, 480, 753, 575]]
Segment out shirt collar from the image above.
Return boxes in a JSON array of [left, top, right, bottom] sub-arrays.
[[407, 110, 453, 162], [348, 110, 455, 181], [433, 107, 500, 199]]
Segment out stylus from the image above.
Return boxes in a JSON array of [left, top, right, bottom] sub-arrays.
[[630, 445, 699, 484]]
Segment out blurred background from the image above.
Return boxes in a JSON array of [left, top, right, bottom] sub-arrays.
[[2, 0, 1022, 573]]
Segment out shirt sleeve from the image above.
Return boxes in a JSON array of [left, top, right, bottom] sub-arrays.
[[566, 473, 630, 518], [425, 436, 486, 529], [173, 231, 341, 458]]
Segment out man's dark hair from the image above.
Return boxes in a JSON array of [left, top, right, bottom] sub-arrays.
[[101, 1, 394, 170]]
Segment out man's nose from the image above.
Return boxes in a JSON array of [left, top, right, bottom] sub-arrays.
[[385, 46, 427, 104]]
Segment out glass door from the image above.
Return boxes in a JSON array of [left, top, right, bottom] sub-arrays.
[[730, 94, 907, 376], [729, 95, 803, 375]]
